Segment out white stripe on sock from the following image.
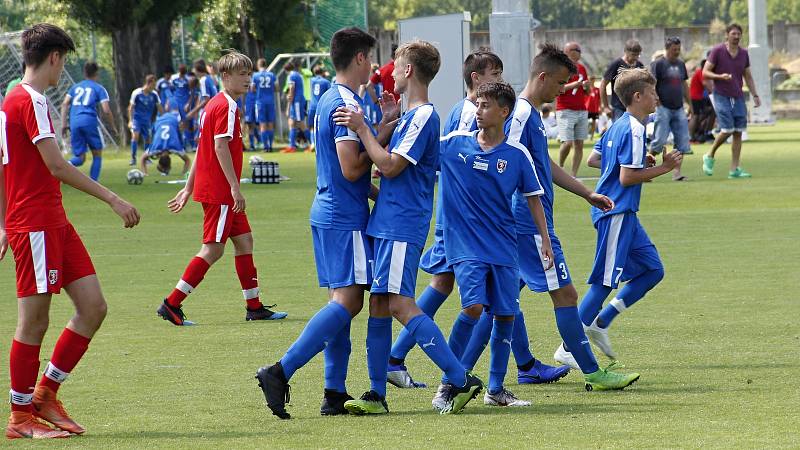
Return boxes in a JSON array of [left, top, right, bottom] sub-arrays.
[[609, 297, 627, 313], [9, 390, 33, 405], [44, 362, 69, 383], [242, 287, 260, 300], [176, 279, 194, 294]]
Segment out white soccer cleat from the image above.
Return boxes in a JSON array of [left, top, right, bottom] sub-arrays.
[[585, 318, 618, 360], [387, 365, 427, 389], [431, 384, 451, 412], [483, 388, 531, 407], [553, 342, 581, 370]]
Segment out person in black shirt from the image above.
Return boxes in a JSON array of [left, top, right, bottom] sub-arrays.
[[601, 39, 644, 121]]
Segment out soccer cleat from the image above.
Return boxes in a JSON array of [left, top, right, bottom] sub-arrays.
[[255, 363, 291, 419], [584, 368, 640, 391], [484, 388, 532, 407], [728, 167, 751, 179], [431, 384, 452, 412], [702, 154, 715, 176], [517, 359, 571, 384], [440, 372, 483, 415], [585, 318, 618, 360], [246, 304, 288, 321], [157, 299, 190, 326], [387, 364, 427, 389], [6, 412, 71, 439], [343, 390, 389, 415], [129, 158, 136, 166], [280, 147, 297, 154], [320, 390, 353, 416], [553, 342, 581, 370], [31, 386, 85, 435]]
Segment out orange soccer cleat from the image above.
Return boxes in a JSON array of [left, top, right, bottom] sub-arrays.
[[6, 411, 71, 439], [31, 386, 86, 435], [280, 147, 297, 154]]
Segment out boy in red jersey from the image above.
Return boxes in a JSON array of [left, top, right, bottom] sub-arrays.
[[1, 24, 140, 439], [157, 50, 287, 325]]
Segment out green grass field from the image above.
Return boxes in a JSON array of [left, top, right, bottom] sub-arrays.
[[1, 121, 799, 449]]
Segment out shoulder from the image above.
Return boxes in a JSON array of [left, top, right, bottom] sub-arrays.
[[440, 129, 473, 142], [410, 104, 436, 124], [131, 87, 143, 96]]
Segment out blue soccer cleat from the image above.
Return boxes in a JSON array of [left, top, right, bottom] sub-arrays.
[[517, 359, 571, 384]]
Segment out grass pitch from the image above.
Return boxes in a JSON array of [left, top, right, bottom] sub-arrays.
[[1, 121, 798, 449]]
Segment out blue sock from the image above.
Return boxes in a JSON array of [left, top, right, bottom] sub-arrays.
[[288, 128, 297, 148], [89, 156, 102, 181], [249, 132, 255, 149], [68, 156, 83, 167], [488, 319, 514, 394], [366, 317, 392, 397], [511, 311, 534, 366], [555, 306, 599, 374], [280, 302, 351, 381], [597, 268, 664, 328], [323, 320, 351, 392], [579, 284, 613, 326], [460, 310, 493, 371], [183, 130, 193, 149], [266, 130, 274, 150], [442, 312, 478, 385], [390, 285, 449, 361], [130, 141, 137, 159], [406, 314, 466, 387], [261, 131, 269, 149]]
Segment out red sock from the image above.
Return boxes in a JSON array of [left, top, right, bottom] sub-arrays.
[[235, 254, 263, 310], [38, 328, 91, 393], [9, 340, 41, 413], [167, 256, 211, 307]]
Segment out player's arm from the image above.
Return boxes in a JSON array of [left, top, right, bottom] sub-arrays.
[[127, 102, 134, 128], [333, 105, 409, 178], [100, 101, 117, 135], [336, 140, 373, 182], [743, 67, 760, 107], [36, 137, 140, 227], [187, 97, 208, 119], [525, 195, 554, 269], [550, 156, 613, 211], [369, 183, 379, 201], [702, 59, 731, 82], [587, 150, 602, 168], [620, 151, 682, 186], [599, 78, 610, 111], [287, 81, 295, 105], [214, 137, 245, 213], [374, 90, 401, 146], [168, 158, 196, 213], [0, 162, 7, 260], [364, 80, 379, 103], [60, 94, 71, 137]]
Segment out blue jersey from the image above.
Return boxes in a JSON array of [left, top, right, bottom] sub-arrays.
[[309, 76, 331, 110], [67, 79, 110, 128], [252, 70, 276, 104], [245, 90, 256, 113], [129, 87, 160, 124], [170, 74, 190, 105], [199, 74, 218, 99], [156, 77, 172, 105], [591, 112, 647, 224], [150, 111, 183, 151], [288, 71, 305, 102], [310, 83, 376, 230], [440, 130, 543, 268], [505, 97, 553, 235], [367, 104, 440, 247]]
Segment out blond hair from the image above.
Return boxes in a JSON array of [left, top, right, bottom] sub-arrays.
[[217, 49, 253, 75], [613, 68, 655, 107], [395, 40, 440, 85]]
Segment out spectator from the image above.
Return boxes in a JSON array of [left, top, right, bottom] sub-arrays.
[[689, 59, 716, 143], [541, 104, 558, 139], [702, 23, 761, 178], [601, 39, 644, 121], [556, 42, 591, 177], [366, 44, 398, 103], [585, 75, 601, 140], [649, 36, 692, 181]]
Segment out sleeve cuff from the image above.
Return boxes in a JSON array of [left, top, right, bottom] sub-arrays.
[[591, 149, 602, 154], [32, 133, 56, 144], [620, 163, 644, 169], [335, 136, 360, 143], [213, 133, 233, 139], [394, 150, 418, 165], [523, 189, 545, 197]]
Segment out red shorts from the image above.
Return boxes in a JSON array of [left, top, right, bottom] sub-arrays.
[[8, 223, 96, 298], [202, 203, 251, 244]]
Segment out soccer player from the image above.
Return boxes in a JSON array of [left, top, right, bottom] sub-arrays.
[[140, 100, 190, 176], [156, 66, 174, 107], [128, 74, 162, 165], [170, 64, 193, 149], [308, 65, 331, 150], [186, 58, 217, 123], [243, 84, 258, 150], [283, 61, 309, 153], [579, 68, 681, 364], [1, 23, 140, 439], [60, 61, 116, 181], [331, 40, 484, 416], [251, 58, 278, 152], [156, 51, 286, 326]]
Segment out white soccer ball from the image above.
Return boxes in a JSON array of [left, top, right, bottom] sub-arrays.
[[127, 169, 144, 185], [249, 155, 264, 165]]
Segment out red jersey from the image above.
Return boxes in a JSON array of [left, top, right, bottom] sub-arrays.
[[585, 86, 601, 113], [370, 60, 397, 99], [1, 83, 67, 233], [690, 68, 706, 101], [192, 92, 243, 205], [556, 63, 588, 111]]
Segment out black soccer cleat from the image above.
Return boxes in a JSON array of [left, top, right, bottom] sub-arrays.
[[320, 389, 354, 416], [157, 299, 188, 326], [255, 363, 291, 419], [246, 304, 288, 321]]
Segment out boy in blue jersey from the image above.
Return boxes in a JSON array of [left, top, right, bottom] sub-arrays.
[[580, 68, 681, 363], [283, 61, 309, 153], [60, 61, 117, 181], [243, 88, 258, 150], [140, 100, 191, 175], [186, 58, 217, 123], [251, 58, 278, 151], [332, 40, 484, 416], [169, 64, 193, 148], [308, 65, 331, 151], [156, 66, 174, 107], [127, 74, 162, 166], [255, 27, 400, 420]]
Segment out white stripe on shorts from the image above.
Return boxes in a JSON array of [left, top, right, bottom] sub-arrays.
[[97, 126, 105, 149], [352, 231, 367, 285], [388, 241, 407, 294], [602, 214, 625, 286], [215, 205, 229, 242], [29, 231, 47, 294], [533, 234, 560, 291]]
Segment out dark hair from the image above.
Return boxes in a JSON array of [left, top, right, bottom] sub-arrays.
[[193, 58, 207, 74], [313, 65, 325, 76], [21, 23, 75, 68], [178, 64, 187, 75], [476, 81, 516, 111], [531, 43, 577, 77], [463, 50, 503, 90], [330, 27, 376, 71], [157, 154, 171, 175], [727, 23, 743, 34], [83, 61, 99, 78], [257, 58, 267, 69], [395, 40, 441, 85], [391, 44, 399, 57], [541, 104, 552, 113], [145, 74, 156, 85], [283, 62, 294, 71], [665, 36, 681, 48], [163, 65, 174, 75], [624, 39, 642, 53]]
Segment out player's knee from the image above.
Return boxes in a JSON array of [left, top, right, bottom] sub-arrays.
[[430, 274, 454, 294], [462, 304, 483, 319], [198, 244, 224, 263], [17, 315, 49, 340]]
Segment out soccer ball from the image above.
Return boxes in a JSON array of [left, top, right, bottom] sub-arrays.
[[249, 155, 265, 165], [127, 169, 144, 185]]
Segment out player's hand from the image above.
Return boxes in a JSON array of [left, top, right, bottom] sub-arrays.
[[167, 188, 191, 213], [540, 243, 555, 270], [110, 197, 140, 228], [378, 91, 400, 122], [646, 153, 657, 167], [753, 95, 761, 108], [662, 150, 683, 170], [333, 105, 367, 133], [0, 228, 8, 261], [720, 73, 733, 81], [587, 192, 614, 212], [231, 187, 246, 213]]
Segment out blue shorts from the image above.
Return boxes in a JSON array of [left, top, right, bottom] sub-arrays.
[[370, 238, 422, 298], [132, 120, 152, 141], [307, 108, 316, 128], [311, 226, 373, 289], [244, 105, 256, 124], [518, 232, 571, 293], [70, 124, 104, 155], [588, 212, 663, 289], [419, 228, 452, 275], [452, 260, 520, 316], [289, 99, 306, 121], [711, 93, 747, 133], [255, 101, 275, 124]]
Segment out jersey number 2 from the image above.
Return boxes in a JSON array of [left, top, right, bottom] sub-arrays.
[[72, 87, 93, 106]]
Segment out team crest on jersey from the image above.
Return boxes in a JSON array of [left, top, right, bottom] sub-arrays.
[[497, 159, 508, 173], [48, 270, 58, 285]]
